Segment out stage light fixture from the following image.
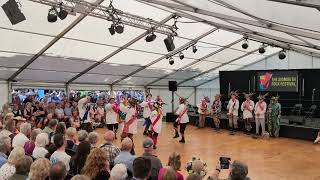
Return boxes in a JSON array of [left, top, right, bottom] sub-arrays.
[[109, 24, 115, 35], [279, 49, 286, 60], [145, 32, 157, 42], [192, 45, 197, 53], [258, 45, 266, 54], [115, 23, 124, 34], [179, 52, 184, 60], [169, 57, 174, 65], [47, 7, 58, 23], [58, 3, 68, 20], [164, 36, 175, 52], [242, 40, 249, 49]]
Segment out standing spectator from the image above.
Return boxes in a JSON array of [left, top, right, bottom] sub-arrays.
[[158, 152, 184, 180], [50, 134, 71, 172], [55, 103, 65, 121], [186, 174, 201, 180], [65, 127, 78, 150], [0, 113, 15, 139], [24, 129, 41, 156], [78, 130, 89, 142], [51, 122, 66, 143], [110, 164, 128, 180], [141, 138, 162, 180], [33, 133, 49, 159], [12, 104, 22, 117], [161, 167, 177, 180], [8, 155, 33, 180], [42, 113, 53, 129], [0, 147, 25, 179], [43, 118, 58, 140], [208, 160, 250, 180], [114, 137, 136, 173], [88, 132, 99, 149], [28, 158, 51, 180], [70, 110, 80, 129], [64, 102, 73, 117], [12, 122, 31, 148], [100, 131, 120, 168], [132, 157, 152, 180], [70, 140, 91, 175], [0, 135, 11, 168], [1, 103, 11, 121], [33, 101, 46, 126], [47, 102, 56, 116], [23, 102, 33, 121], [82, 148, 110, 180], [49, 161, 67, 180], [71, 175, 91, 180]]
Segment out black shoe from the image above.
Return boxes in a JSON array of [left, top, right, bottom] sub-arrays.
[[179, 138, 185, 143], [153, 145, 157, 149], [244, 131, 250, 135], [143, 131, 148, 136], [173, 132, 179, 138], [252, 134, 258, 139]]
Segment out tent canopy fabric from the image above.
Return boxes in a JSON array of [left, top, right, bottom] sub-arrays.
[[1, 0, 319, 87]]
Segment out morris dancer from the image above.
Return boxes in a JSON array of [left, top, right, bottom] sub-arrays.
[[120, 98, 138, 141], [140, 94, 154, 135], [227, 91, 239, 135], [267, 96, 281, 137], [173, 97, 189, 143], [105, 95, 119, 139], [148, 97, 165, 149], [254, 94, 268, 138], [241, 93, 255, 135], [211, 94, 222, 130], [197, 97, 210, 128]]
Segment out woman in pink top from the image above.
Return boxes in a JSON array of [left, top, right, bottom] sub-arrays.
[[158, 152, 184, 180]]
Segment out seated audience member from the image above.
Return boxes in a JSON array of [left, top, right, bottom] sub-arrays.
[[43, 118, 58, 140], [66, 127, 78, 150], [42, 113, 53, 128], [28, 158, 51, 180], [55, 103, 65, 121], [51, 122, 66, 143], [114, 137, 136, 173], [70, 140, 91, 175], [208, 160, 250, 180], [0, 113, 16, 139], [24, 129, 41, 156], [50, 161, 67, 180], [12, 122, 31, 148], [314, 130, 320, 144], [78, 130, 89, 142], [82, 148, 110, 180], [64, 102, 73, 117], [110, 164, 128, 180], [186, 174, 201, 180], [161, 167, 177, 180], [132, 157, 152, 180], [70, 110, 81, 129], [158, 152, 184, 180], [0, 135, 11, 168], [0, 147, 25, 179], [100, 131, 121, 168], [13, 116, 26, 134], [50, 134, 71, 172], [8, 155, 33, 180], [71, 175, 91, 180], [45, 143, 57, 159], [88, 132, 99, 148], [33, 133, 49, 159], [142, 138, 162, 180]]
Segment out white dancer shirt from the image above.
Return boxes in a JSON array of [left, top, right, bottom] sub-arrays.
[[140, 101, 153, 118], [175, 104, 189, 124], [120, 104, 138, 134], [149, 109, 163, 134], [227, 99, 240, 116], [241, 100, 254, 119], [105, 103, 118, 124], [254, 101, 267, 119]]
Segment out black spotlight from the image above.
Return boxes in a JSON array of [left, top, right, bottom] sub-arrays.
[[169, 57, 174, 65], [242, 40, 248, 49], [115, 23, 124, 34], [58, 4, 68, 20], [109, 24, 115, 35], [179, 52, 184, 60], [192, 45, 197, 53], [279, 50, 286, 60], [47, 7, 58, 23], [145, 32, 157, 42], [258, 45, 266, 54]]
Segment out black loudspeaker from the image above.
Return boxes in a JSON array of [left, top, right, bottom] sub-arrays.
[[2, 0, 26, 25], [164, 36, 175, 52], [169, 81, 177, 91]]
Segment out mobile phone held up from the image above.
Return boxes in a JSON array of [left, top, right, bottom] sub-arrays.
[[219, 157, 231, 169]]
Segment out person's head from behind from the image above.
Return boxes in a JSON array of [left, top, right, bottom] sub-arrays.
[[110, 163, 128, 180], [78, 130, 88, 142], [142, 137, 154, 153], [53, 133, 65, 149], [28, 158, 51, 180], [104, 130, 115, 143], [0, 135, 11, 153], [88, 132, 99, 147], [229, 160, 248, 180], [15, 155, 33, 175], [35, 133, 49, 148], [66, 127, 77, 140], [71, 175, 91, 180], [48, 118, 58, 129], [30, 129, 41, 142], [4, 113, 15, 131], [82, 148, 108, 178], [121, 137, 133, 152], [186, 174, 202, 180], [168, 152, 181, 171], [133, 157, 151, 180], [162, 166, 176, 180], [55, 122, 66, 135], [8, 147, 25, 165], [50, 161, 67, 180]]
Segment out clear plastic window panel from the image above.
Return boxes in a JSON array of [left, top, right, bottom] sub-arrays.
[[74, 74, 124, 84], [119, 77, 159, 86], [184, 61, 222, 72], [153, 79, 184, 86], [0, 67, 19, 80], [0, 52, 32, 68], [15, 69, 78, 83], [134, 68, 174, 78], [88, 63, 142, 76], [150, 56, 196, 70], [166, 70, 200, 80]]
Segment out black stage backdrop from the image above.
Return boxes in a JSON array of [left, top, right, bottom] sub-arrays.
[[219, 69, 320, 116]]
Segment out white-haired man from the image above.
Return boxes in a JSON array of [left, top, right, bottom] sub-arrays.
[[0, 135, 11, 167], [12, 122, 31, 148], [100, 131, 120, 168]]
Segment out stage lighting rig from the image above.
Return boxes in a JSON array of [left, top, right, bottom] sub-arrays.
[[58, 2, 68, 20], [47, 7, 58, 23], [179, 52, 184, 60], [168, 57, 174, 65], [115, 22, 124, 34], [242, 39, 249, 49], [108, 24, 115, 35], [258, 44, 266, 54], [279, 49, 286, 60], [145, 31, 157, 42], [192, 45, 197, 53]]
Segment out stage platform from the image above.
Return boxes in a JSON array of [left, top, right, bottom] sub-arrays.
[[166, 113, 319, 141]]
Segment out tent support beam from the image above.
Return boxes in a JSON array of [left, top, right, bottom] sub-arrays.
[[145, 38, 243, 86], [178, 48, 259, 86], [111, 28, 218, 86], [66, 14, 175, 84], [267, 0, 320, 9], [7, 0, 105, 81]]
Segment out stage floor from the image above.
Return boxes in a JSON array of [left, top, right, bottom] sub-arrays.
[[95, 122, 320, 180]]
